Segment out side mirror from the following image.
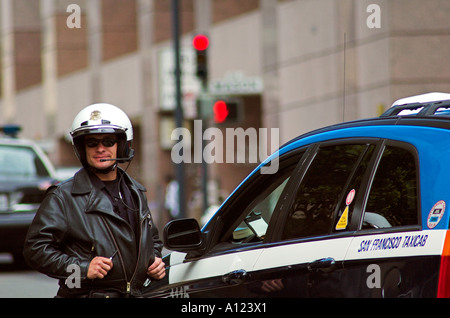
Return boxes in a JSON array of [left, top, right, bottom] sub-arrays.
[[163, 218, 202, 251]]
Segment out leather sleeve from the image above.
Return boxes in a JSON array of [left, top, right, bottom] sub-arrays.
[[23, 190, 90, 280]]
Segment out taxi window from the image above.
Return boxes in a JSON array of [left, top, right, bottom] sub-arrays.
[[218, 150, 304, 246], [362, 145, 418, 229], [281, 143, 374, 240], [231, 177, 290, 242]]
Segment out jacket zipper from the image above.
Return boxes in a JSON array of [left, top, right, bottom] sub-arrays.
[[100, 215, 131, 296], [101, 213, 151, 297], [127, 213, 151, 294]]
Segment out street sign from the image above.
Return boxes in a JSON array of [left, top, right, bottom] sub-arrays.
[[158, 47, 201, 118], [208, 71, 263, 95]]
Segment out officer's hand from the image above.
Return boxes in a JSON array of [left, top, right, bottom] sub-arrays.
[[147, 257, 166, 280], [87, 256, 113, 279]]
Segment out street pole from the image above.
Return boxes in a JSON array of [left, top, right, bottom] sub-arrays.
[[171, 0, 186, 218], [200, 90, 209, 216]]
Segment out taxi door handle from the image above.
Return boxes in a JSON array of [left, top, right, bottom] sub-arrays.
[[307, 257, 336, 273], [222, 269, 248, 285]]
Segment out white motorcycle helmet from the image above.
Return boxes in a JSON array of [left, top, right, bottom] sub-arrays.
[[70, 103, 134, 169]]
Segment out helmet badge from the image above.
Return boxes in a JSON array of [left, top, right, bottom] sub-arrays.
[[90, 110, 102, 121]]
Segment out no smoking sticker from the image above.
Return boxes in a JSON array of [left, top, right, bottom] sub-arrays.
[[346, 189, 356, 206], [336, 190, 355, 231]]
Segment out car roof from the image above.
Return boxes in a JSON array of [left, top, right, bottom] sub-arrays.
[[0, 137, 39, 147], [281, 92, 450, 151], [213, 93, 450, 231], [0, 125, 44, 148], [0, 129, 57, 178], [391, 92, 450, 106]]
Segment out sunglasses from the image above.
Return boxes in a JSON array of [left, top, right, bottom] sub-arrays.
[[85, 137, 118, 148]]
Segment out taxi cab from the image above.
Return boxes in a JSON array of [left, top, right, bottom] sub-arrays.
[[144, 92, 450, 298]]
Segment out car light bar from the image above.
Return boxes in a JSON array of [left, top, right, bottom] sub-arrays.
[[0, 125, 22, 138], [382, 92, 450, 118]]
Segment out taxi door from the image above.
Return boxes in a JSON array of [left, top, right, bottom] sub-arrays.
[[252, 236, 353, 297], [341, 140, 449, 297], [251, 141, 379, 297], [145, 149, 306, 298], [159, 248, 264, 298]]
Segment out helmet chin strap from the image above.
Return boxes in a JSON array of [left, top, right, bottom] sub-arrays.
[[87, 162, 118, 174]]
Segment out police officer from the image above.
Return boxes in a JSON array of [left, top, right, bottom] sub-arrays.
[[24, 103, 165, 297]]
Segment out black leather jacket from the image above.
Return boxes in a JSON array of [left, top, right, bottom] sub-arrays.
[[23, 168, 163, 297]]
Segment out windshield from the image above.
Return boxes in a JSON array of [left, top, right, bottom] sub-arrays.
[[0, 145, 50, 179]]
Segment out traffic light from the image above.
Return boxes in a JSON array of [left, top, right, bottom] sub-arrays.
[[212, 99, 239, 124], [192, 34, 209, 85]]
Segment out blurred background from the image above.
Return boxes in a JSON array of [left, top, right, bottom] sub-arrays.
[[1, 0, 450, 230]]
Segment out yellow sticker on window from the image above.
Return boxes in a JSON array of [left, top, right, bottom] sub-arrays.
[[336, 206, 349, 230]]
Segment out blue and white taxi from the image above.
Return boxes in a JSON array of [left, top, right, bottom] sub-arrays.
[[144, 92, 450, 298]]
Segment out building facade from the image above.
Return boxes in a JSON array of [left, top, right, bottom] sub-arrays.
[[1, 0, 450, 226]]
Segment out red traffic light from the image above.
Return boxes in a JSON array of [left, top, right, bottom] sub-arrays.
[[192, 34, 209, 51], [213, 100, 229, 123]]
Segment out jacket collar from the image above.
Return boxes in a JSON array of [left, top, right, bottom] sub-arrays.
[[71, 168, 147, 219], [71, 167, 94, 195], [71, 167, 146, 195]]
